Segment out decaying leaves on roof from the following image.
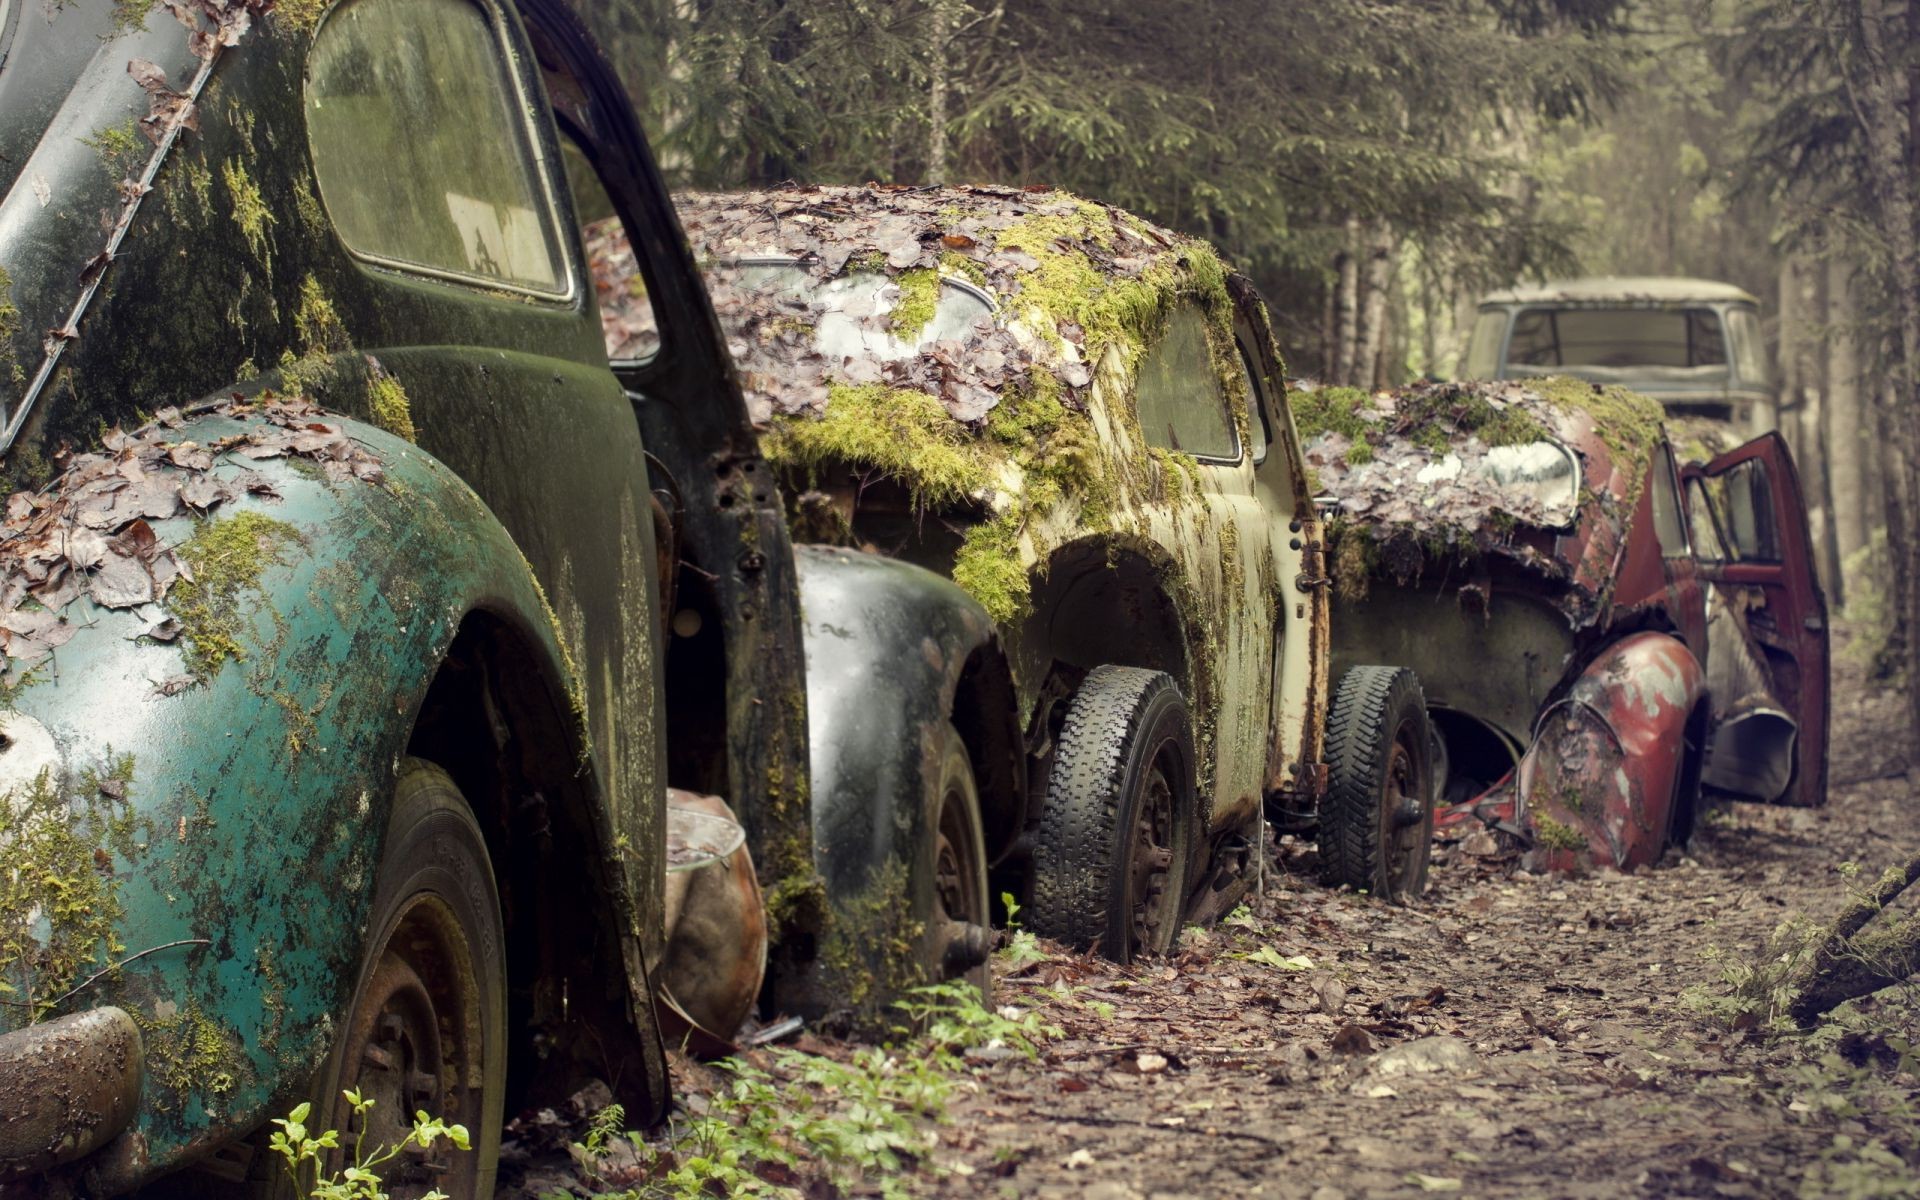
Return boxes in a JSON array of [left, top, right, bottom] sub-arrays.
[[588, 183, 1222, 428], [0, 394, 382, 682]]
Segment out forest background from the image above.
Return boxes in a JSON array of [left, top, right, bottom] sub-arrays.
[[587, 0, 1920, 729]]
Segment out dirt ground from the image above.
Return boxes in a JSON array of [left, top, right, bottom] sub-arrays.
[[504, 633, 1920, 1199]]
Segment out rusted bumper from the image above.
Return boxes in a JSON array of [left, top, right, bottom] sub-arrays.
[[0, 1008, 143, 1183]]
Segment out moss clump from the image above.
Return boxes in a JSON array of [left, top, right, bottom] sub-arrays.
[[138, 1003, 242, 1101], [366, 363, 416, 443], [763, 869, 830, 943], [0, 266, 21, 388], [764, 383, 997, 510], [273, 0, 330, 33], [80, 121, 144, 178], [1291, 387, 1377, 442], [293, 175, 326, 232], [1331, 522, 1374, 604], [889, 269, 939, 342], [168, 512, 302, 676], [1396, 383, 1551, 449], [0, 765, 142, 1023], [950, 511, 1028, 625], [167, 156, 215, 223], [940, 251, 988, 289], [294, 274, 348, 354], [817, 859, 924, 1023], [221, 159, 275, 264], [1534, 814, 1587, 852], [1345, 436, 1375, 466], [1527, 376, 1664, 494]]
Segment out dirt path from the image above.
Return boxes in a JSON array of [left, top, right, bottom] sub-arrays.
[[501, 638, 1920, 1198], [921, 647, 1920, 1199]]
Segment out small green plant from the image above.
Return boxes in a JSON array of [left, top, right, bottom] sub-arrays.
[[996, 891, 1048, 969], [268, 1092, 470, 1200]]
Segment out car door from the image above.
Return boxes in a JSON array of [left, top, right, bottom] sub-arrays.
[[1683, 433, 1830, 808]]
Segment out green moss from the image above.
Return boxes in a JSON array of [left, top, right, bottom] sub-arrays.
[[950, 511, 1028, 625], [137, 1003, 243, 1102], [221, 158, 275, 264], [521, 559, 588, 733], [889, 269, 939, 342], [167, 512, 302, 676], [940, 251, 988, 288], [1290, 387, 1377, 442], [168, 157, 215, 223], [0, 765, 144, 1022], [764, 383, 998, 510], [0, 266, 21, 388], [1344, 436, 1374, 466], [273, 0, 330, 33], [1527, 376, 1664, 496], [292, 174, 325, 232], [111, 0, 161, 30], [817, 859, 924, 1024], [1330, 523, 1374, 604], [763, 869, 830, 943], [367, 366, 416, 444], [294, 274, 348, 354], [1534, 814, 1586, 852], [80, 121, 144, 178]]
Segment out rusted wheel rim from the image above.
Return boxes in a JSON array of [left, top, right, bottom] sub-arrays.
[[331, 895, 484, 1198], [934, 781, 985, 966], [1381, 721, 1424, 898], [1127, 761, 1178, 958]]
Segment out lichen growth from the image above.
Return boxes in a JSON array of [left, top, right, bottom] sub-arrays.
[[293, 175, 326, 233], [889, 268, 939, 342], [294, 274, 348, 354], [112, 0, 162, 29], [80, 121, 144, 179], [1534, 814, 1587, 852], [0, 756, 141, 1023], [0, 266, 21, 388], [137, 1003, 244, 1103], [169, 156, 215, 223], [273, 0, 331, 33], [167, 512, 303, 676], [221, 158, 275, 264]]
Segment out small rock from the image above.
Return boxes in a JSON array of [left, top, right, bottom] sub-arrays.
[[1066, 1148, 1098, 1169], [1370, 1036, 1478, 1079], [1135, 1052, 1168, 1073]]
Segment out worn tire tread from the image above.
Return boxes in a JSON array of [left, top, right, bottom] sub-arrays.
[[1319, 665, 1429, 899], [1030, 666, 1193, 959]]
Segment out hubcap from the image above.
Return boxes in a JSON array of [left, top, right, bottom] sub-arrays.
[[934, 782, 987, 978], [1380, 722, 1424, 898], [1127, 763, 1178, 958], [330, 896, 483, 1198]]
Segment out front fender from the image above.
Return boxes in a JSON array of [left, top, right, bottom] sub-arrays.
[[0, 405, 612, 1186], [788, 545, 999, 1020], [1515, 631, 1706, 872]]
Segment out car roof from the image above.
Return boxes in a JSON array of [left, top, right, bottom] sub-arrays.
[[1478, 276, 1760, 307], [649, 185, 1228, 428]]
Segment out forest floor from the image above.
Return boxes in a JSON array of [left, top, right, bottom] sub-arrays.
[[502, 630, 1920, 1199]]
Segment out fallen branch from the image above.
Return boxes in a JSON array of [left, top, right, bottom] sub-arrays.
[[1785, 850, 1920, 1026]]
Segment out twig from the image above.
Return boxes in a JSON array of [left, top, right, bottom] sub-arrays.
[[0, 938, 213, 1011]]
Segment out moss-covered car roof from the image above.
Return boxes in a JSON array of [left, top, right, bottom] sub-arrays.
[[1297, 377, 1666, 607], [590, 184, 1229, 429]]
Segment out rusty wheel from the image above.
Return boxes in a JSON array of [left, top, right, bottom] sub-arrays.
[[927, 723, 991, 996], [306, 759, 505, 1198], [1320, 666, 1433, 903], [1031, 666, 1196, 964]]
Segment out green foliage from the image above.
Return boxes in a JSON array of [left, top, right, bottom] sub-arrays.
[[269, 1093, 471, 1200], [995, 891, 1048, 970]]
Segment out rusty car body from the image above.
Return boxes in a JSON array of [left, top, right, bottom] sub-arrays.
[[590, 185, 1440, 943], [1301, 378, 1828, 873], [0, 0, 1010, 1192], [1460, 277, 1773, 427]]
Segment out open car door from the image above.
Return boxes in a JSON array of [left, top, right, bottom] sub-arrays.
[[1682, 432, 1830, 808]]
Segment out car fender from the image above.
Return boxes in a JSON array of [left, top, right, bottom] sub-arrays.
[[0, 406, 648, 1186], [1514, 631, 1706, 872], [788, 545, 1004, 1021]]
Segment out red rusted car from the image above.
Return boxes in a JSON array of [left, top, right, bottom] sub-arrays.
[[1298, 378, 1827, 872]]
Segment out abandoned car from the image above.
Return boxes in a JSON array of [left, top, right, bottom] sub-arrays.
[[589, 184, 1437, 940], [1300, 378, 1827, 872], [1460, 278, 1773, 428], [0, 0, 1017, 1192]]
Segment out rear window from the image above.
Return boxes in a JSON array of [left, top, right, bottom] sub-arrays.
[[1507, 307, 1728, 372], [305, 0, 569, 296], [1462, 310, 1506, 379]]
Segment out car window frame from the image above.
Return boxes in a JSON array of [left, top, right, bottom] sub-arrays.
[[1235, 335, 1272, 466], [1649, 441, 1692, 559], [304, 0, 580, 305]]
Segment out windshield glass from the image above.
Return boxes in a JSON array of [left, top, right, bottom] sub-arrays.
[[1726, 305, 1769, 387], [727, 262, 994, 361], [1505, 306, 1731, 383], [1417, 440, 1581, 525]]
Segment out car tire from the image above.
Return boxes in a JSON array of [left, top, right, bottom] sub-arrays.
[[274, 759, 507, 1200], [924, 722, 992, 998], [1030, 666, 1197, 963], [1319, 666, 1433, 903]]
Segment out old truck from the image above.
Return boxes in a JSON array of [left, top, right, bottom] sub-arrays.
[[1300, 378, 1828, 872], [589, 185, 1437, 939], [0, 0, 1012, 1193]]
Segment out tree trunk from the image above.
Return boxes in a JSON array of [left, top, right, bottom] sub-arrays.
[[1334, 218, 1361, 387], [1785, 851, 1920, 1026], [926, 0, 949, 185], [1356, 219, 1395, 390], [1827, 259, 1866, 603], [1777, 257, 1805, 466]]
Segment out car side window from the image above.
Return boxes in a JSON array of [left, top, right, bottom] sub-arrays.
[[1136, 303, 1238, 461], [305, 0, 570, 297], [1717, 458, 1782, 562], [1686, 477, 1732, 562], [1650, 444, 1690, 558], [1235, 338, 1271, 466]]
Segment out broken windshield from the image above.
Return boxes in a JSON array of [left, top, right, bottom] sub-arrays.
[[725, 261, 995, 361]]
